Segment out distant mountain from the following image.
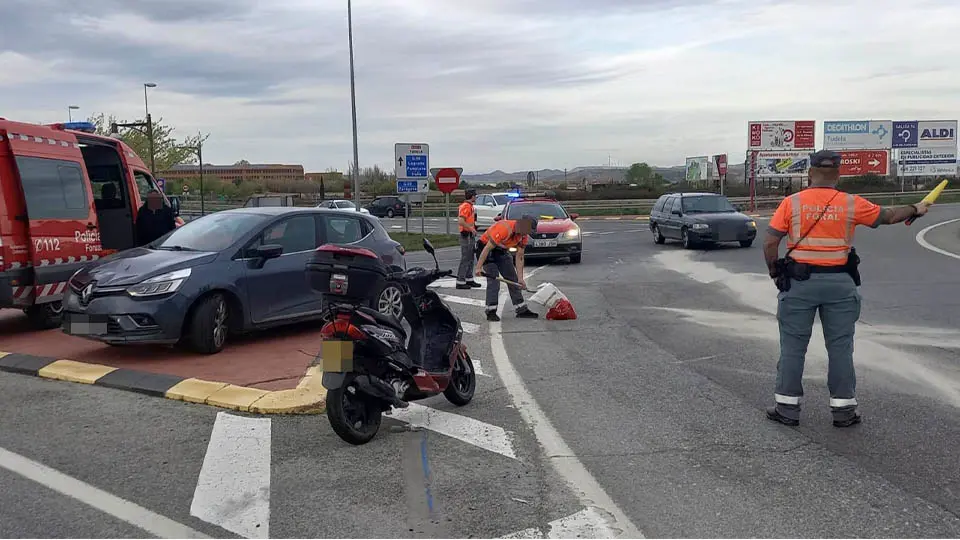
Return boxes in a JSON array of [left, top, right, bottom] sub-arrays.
[[462, 163, 746, 186]]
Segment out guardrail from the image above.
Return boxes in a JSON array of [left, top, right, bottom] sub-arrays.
[[178, 189, 959, 219]]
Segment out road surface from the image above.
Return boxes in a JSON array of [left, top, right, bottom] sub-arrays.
[[2, 210, 959, 538]]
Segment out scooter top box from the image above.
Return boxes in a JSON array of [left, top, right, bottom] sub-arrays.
[[306, 244, 389, 302]]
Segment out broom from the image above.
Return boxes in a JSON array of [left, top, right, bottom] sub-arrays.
[[488, 275, 578, 320]]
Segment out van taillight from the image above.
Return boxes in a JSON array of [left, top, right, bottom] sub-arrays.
[[320, 313, 365, 340]]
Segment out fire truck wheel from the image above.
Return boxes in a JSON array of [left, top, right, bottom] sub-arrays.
[[24, 302, 63, 330]]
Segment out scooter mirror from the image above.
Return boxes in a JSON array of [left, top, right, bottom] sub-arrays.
[[422, 238, 435, 255]]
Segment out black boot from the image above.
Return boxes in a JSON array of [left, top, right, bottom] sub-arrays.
[[515, 306, 538, 319], [456, 282, 472, 290], [765, 407, 799, 426], [833, 413, 862, 428], [467, 281, 482, 288], [486, 311, 501, 322]]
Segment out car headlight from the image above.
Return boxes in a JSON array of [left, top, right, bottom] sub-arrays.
[[564, 226, 580, 239], [691, 223, 710, 230], [746, 220, 757, 228], [127, 268, 192, 297]]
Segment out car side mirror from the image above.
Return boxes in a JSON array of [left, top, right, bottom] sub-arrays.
[[257, 244, 283, 260], [494, 214, 502, 221], [735, 204, 744, 211], [168, 195, 181, 216], [672, 209, 682, 216], [569, 213, 579, 220]]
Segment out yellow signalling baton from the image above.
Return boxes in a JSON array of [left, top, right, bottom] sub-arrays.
[[906, 179, 948, 226]]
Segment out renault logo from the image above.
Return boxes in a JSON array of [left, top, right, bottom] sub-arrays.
[[80, 283, 94, 305]]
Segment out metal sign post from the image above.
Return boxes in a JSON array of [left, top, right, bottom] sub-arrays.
[[420, 198, 425, 234], [404, 194, 410, 233], [444, 193, 450, 234]]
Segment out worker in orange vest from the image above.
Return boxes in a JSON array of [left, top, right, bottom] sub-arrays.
[[456, 189, 482, 290], [764, 149, 930, 428], [474, 215, 539, 322]]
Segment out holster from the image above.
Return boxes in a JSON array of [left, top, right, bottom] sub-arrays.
[[844, 247, 862, 286], [773, 257, 811, 293]]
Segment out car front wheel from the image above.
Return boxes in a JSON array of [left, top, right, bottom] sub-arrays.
[[187, 293, 229, 354]]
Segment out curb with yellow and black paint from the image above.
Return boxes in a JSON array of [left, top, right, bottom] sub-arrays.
[[0, 351, 326, 414]]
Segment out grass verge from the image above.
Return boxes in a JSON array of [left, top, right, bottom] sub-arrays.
[[390, 232, 460, 252]]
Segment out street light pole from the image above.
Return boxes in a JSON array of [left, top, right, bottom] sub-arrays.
[[144, 83, 157, 175], [347, 0, 361, 212], [68, 105, 79, 122], [197, 136, 205, 217]]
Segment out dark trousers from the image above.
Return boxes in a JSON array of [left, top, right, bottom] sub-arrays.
[[457, 232, 476, 283], [477, 245, 525, 313]]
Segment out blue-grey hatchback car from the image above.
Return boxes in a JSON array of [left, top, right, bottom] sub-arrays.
[[61, 207, 406, 354]]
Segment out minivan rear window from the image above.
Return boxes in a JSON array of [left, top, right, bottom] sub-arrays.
[[15, 156, 89, 220]]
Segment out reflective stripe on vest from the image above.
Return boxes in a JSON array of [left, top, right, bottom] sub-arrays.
[[786, 192, 855, 265]]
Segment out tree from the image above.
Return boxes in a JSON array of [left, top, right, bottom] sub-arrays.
[[87, 112, 207, 173], [625, 162, 654, 186]]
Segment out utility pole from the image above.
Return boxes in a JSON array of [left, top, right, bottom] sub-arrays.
[[347, 0, 361, 211]]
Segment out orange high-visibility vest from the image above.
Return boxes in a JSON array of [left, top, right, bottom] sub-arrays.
[[479, 219, 528, 249], [769, 187, 881, 267], [458, 201, 476, 233]]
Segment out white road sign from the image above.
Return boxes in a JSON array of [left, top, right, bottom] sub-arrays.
[[823, 120, 893, 150], [395, 143, 430, 180]]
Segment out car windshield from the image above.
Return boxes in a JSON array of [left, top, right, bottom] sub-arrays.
[[336, 201, 356, 209], [682, 195, 736, 213], [153, 212, 269, 252], [505, 202, 568, 220], [493, 195, 511, 205]]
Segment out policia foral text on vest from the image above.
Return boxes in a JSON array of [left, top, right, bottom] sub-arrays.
[[763, 149, 931, 428]]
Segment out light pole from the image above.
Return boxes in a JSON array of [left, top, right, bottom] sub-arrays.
[[67, 105, 79, 122], [347, 0, 361, 211], [144, 82, 157, 175]]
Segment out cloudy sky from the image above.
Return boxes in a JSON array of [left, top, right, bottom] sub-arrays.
[[1, 0, 959, 174]]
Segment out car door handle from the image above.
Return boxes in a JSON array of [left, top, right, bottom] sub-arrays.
[[86, 223, 97, 230]]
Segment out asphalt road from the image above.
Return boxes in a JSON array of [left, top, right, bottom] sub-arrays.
[[3, 214, 960, 538]]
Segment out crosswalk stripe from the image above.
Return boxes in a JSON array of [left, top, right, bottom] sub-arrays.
[[438, 294, 486, 307], [461, 321, 480, 334], [387, 403, 517, 460]]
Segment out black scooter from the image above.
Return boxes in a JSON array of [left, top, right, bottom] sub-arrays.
[[318, 239, 477, 445]]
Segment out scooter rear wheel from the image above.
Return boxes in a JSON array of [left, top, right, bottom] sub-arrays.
[[443, 351, 477, 406], [326, 383, 383, 445]]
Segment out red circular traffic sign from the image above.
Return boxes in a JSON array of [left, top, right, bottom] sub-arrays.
[[434, 167, 461, 194]]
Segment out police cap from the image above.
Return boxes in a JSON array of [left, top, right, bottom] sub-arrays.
[[810, 149, 842, 169]]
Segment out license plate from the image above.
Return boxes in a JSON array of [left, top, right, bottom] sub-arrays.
[[532, 239, 557, 248], [64, 314, 108, 335], [330, 273, 348, 295]]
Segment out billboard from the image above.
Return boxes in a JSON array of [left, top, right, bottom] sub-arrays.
[[823, 120, 893, 150], [684, 156, 709, 182], [714, 154, 728, 176], [893, 120, 958, 149], [748, 121, 816, 150], [899, 148, 958, 176], [755, 151, 810, 177], [838, 150, 889, 177]]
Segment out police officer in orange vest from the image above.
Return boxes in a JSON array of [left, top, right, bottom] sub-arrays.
[[456, 189, 482, 290], [474, 215, 539, 322], [764, 149, 930, 427]]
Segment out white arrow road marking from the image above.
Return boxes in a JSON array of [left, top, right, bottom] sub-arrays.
[[0, 446, 209, 538], [387, 403, 517, 460], [500, 507, 616, 539], [438, 293, 487, 307], [190, 412, 271, 539]]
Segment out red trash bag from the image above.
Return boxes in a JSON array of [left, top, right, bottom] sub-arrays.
[[545, 297, 577, 320]]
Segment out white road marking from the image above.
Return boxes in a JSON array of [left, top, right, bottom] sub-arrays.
[[501, 507, 616, 538], [492, 268, 642, 538], [0, 446, 209, 538], [190, 412, 271, 539], [388, 403, 517, 459], [461, 321, 480, 334], [438, 293, 487, 307], [916, 217, 960, 261], [430, 278, 488, 290]]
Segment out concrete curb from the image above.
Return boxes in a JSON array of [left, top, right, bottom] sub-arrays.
[[0, 351, 326, 415]]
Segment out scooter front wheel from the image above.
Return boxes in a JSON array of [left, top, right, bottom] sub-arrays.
[[443, 351, 477, 406], [326, 383, 383, 445]]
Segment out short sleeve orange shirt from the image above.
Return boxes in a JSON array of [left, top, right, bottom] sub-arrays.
[[480, 220, 528, 249], [458, 201, 476, 232]]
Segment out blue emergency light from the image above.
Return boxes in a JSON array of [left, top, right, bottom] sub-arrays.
[[61, 121, 97, 133], [506, 192, 521, 198]]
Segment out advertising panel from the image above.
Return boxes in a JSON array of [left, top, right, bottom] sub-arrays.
[[684, 156, 709, 182], [713, 154, 727, 176], [838, 150, 889, 177], [823, 120, 893, 150], [755, 151, 810, 177], [892, 120, 958, 149], [898, 148, 958, 176], [748, 121, 816, 150]]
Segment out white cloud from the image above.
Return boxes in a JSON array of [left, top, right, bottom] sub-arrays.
[[1, 0, 959, 173]]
